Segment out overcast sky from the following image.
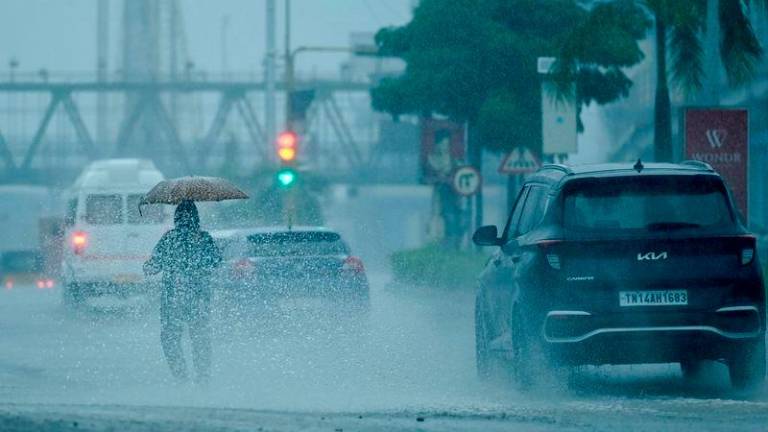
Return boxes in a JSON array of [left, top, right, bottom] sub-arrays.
[[0, 0, 413, 77]]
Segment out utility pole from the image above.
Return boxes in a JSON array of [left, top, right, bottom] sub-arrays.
[[265, 0, 277, 161], [220, 15, 230, 77], [284, 0, 293, 132], [282, 0, 295, 226], [169, 0, 179, 124], [96, 0, 109, 147]]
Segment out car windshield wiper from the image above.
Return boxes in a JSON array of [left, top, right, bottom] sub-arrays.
[[645, 222, 702, 231]]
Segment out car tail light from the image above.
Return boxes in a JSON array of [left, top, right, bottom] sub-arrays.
[[230, 258, 254, 278], [72, 231, 88, 255], [538, 240, 563, 270], [342, 256, 365, 274], [741, 248, 755, 265], [4, 279, 12, 290], [36, 279, 55, 289]]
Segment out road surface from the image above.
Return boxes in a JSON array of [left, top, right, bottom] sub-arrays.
[[1, 273, 768, 431]]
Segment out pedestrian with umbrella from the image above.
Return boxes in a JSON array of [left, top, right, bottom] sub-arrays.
[[141, 176, 248, 384]]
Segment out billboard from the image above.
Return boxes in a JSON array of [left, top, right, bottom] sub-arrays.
[[684, 108, 748, 219], [420, 118, 466, 184]]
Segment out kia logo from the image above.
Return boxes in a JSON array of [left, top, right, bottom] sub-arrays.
[[706, 129, 727, 149], [637, 251, 668, 261]]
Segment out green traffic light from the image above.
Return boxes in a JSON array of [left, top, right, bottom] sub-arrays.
[[277, 168, 297, 187]]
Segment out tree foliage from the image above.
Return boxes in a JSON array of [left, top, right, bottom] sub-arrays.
[[371, 0, 651, 154]]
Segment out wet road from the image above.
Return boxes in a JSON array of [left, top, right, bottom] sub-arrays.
[[1, 274, 768, 431]]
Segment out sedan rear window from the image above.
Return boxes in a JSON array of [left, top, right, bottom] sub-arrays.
[[563, 175, 734, 232], [85, 194, 123, 225], [246, 231, 348, 257]]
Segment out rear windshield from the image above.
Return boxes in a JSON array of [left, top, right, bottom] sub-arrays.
[[563, 175, 734, 232], [85, 194, 123, 225], [127, 195, 165, 224], [246, 232, 348, 257]]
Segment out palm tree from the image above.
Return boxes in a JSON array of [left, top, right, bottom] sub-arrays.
[[645, 0, 763, 162]]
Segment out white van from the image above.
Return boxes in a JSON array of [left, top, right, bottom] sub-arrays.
[[61, 159, 170, 305]]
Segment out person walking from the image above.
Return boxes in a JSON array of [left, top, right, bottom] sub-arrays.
[[144, 200, 222, 383]]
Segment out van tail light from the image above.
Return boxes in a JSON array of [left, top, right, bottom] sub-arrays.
[[230, 258, 255, 278], [538, 240, 563, 270], [72, 231, 88, 255], [342, 256, 365, 274]]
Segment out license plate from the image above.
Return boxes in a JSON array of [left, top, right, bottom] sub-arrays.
[[619, 290, 688, 307]]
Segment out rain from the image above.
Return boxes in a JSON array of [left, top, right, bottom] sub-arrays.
[[1, 1, 768, 431]]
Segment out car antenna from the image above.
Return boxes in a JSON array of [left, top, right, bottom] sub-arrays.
[[633, 158, 644, 173]]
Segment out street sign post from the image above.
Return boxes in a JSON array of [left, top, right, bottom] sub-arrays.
[[498, 147, 540, 175], [452, 165, 481, 197], [684, 108, 748, 220]]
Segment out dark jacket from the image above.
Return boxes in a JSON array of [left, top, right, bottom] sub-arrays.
[[144, 201, 222, 320]]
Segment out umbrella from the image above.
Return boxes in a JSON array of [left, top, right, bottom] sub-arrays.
[[141, 176, 249, 205]]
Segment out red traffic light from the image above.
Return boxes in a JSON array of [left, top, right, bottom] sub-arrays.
[[277, 130, 298, 163]]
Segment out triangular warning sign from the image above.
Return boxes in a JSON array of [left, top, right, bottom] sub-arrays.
[[498, 147, 540, 174]]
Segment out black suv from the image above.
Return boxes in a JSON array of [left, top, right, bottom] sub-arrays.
[[473, 161, 765, 390]]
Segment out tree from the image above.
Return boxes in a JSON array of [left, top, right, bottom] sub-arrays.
[[371, 0, 649, 237], [637, 0, 763, 162], [372, 0, 650, 157]]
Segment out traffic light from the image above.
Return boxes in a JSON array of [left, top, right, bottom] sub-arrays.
[[277, 130, 298, 164], [276, 167, 297, 188]]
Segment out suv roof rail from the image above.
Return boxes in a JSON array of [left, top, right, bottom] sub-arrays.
[[540, 163, 572, 175], [680, 160, 714, 171]]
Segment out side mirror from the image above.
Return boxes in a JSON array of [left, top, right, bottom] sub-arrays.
[[473, 225, 501, 246]]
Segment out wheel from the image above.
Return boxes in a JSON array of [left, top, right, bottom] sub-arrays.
[[728, 338, 766, 391], [475, 301, 494, 379], [511, 308, 547, 389], [680, 359, 704, 381]]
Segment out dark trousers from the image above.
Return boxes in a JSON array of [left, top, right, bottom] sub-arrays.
[[160, 280, 212, 382]]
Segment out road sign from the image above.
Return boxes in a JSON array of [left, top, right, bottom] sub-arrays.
[[451, 166, 481, 197], [499, 147, 540, 174], [684, 107, 748, 219]]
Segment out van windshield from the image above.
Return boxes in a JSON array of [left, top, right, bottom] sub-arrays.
[[563, 175, 734, 232], [127, 195, 165, 224]]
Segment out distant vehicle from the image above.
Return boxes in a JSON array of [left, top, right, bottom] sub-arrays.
[[473, 161, 765, 390], [0, 185, 57, 289], [1, 251, 54, 290], [61, 159, 170, 306], [213, 226, 369, 308]]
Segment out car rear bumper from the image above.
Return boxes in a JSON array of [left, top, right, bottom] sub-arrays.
[[543, 306, 764, 365], [221, 275, 369, 301]]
